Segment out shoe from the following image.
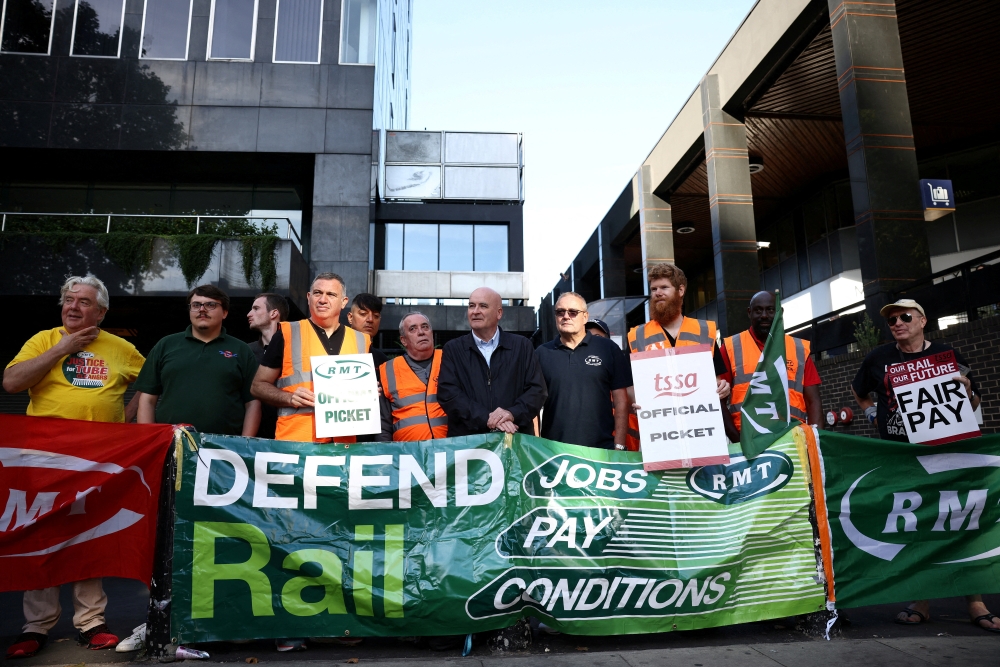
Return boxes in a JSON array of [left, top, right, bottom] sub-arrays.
[[116, 623, 146, 652], [309, 637, 362, 646], [6, 633, 47, 659], [275, 638, 307, 652], [894, 608, 928, 625], [537, 622, 561, 635], [79, 624, 119, 650]]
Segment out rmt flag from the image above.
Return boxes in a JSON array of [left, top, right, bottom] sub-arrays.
[[0, 415, 174, 592], [739, 292, 796, 460]]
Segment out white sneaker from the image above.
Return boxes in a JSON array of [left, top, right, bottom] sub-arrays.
[[115, 624, 146, 652]]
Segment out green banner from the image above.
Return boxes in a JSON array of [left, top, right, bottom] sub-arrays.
[[816, 431, 1000, 608], [171, 429, 826, 642]]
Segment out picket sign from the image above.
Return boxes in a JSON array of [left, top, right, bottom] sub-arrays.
[[630, 344, 729, 470], [311, 353, 381, 438], [888, 350, 980, 445]]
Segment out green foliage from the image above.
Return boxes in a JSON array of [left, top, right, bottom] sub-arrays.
[[240, 235, 280, 291], [173, 235, 223, 287], [853, 312, 882, 354], [97, 233, 156, 275]]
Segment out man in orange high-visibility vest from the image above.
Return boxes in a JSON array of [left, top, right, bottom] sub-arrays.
[[378, 312, 447, 441], [251, 272, 372, 444], [720, 291, 822, 437], [627, 263, 732, 415]]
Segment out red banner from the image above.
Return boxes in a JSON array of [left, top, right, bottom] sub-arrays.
[[0, 415, 175, 592]]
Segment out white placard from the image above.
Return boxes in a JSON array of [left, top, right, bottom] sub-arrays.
[[888, 350, 980, 444], [311, 354, 380, 438], [630, 344, 729, 471]]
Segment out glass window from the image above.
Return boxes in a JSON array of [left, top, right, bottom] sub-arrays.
[[339, 0, 374, 64], [385, 223, 403, 270], [273, 0, 322, 63], [474, 225, 507, 272], [71, 0, 126, 57], [403, 224, 437, 270], [140, 0, 191, 59], [808, 240, 831, 285], [0, 0, 56, 54], [439, 225, 473, 271], [209, 0, 257, 60], [776, 215, 795, 262]]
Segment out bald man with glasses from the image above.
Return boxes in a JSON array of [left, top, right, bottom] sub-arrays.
[[535, 292, 632, 449]]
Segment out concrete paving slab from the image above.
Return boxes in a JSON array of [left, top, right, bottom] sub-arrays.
[[875, 636, 999, 666], [621, 645, 780, 667], [484, 651, 633, 667], [748, 639, 920, 667]]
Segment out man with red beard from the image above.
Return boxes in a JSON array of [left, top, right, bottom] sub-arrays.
[[627, 263, 731, 414]]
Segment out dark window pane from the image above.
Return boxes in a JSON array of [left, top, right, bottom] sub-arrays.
[[763, 265, 780, 295], [385, 223, 402, 270], [141, 0, 190, 59], [808, 239, 831, 285], [802, 194, 827, 245], [956, 197, 1000, 251], [210, 0, 255, 59], [1, 0, 55, 53], [757, 224, 778, 270], [274, 0, 321, 63], [776, 215, 795, 261], [780, 257, 799, 296], [403, 223, 437, 270], [835, 183, 855, 228], [474, 225, 507, 271], [924, 215, 957, 256], [439, 224, 473, 271], [71, 0, 125, 56]]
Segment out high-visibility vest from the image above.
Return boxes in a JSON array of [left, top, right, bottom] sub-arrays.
[[378, 351, 448, 441], [723, 329, 810, 430], [626, 317, 718, 450], [627, 317, 717, 353], [275, 320, 369, 443]]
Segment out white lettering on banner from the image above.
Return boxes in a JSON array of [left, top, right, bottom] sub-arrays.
[[630, 345, 728, 470], [455, 449, 504, 507], [399, 453, 448, 509], [303, 456, 344, 510], [194, 449, 249, 507], [932, 490, 987, 531], [0, 490, 59, 531], [888, 350, 980, 444], [349, 455, 394, 510], [253, 453, 299, 509], [882, 492, 922, 533]]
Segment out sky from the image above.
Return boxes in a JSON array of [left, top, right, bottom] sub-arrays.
[[408, 0, 757, 306]]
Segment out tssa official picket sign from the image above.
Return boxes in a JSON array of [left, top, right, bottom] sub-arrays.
[[630, 344, 728, 471], [170, 429, 825, 641], [310, 354, 380, 438], [887, 350, 979, 445]]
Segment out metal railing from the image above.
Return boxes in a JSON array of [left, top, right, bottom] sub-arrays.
[[0, 212, 302, 248]]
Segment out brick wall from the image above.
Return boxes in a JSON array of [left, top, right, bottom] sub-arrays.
[[815, 315, 1000, 437]]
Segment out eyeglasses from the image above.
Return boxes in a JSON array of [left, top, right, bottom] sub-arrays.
[[190, 301, 221, 312], [887, 313, 914, 325], [555, 308, 584, 319]]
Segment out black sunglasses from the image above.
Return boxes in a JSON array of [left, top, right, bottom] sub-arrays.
[[887, 313, 914, 325]]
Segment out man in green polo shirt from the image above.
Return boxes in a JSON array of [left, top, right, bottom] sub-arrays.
[[135, 285, 261, 435]]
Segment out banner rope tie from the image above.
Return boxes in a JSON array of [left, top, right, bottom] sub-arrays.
[[173, 427, 199, 491], [824, 601, 839, 641]]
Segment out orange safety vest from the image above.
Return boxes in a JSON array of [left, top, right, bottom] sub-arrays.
[[627, 317, 717, 353], [626, 317, 718, 450], [275, 320, 370, 443], [379, 351, 448, 441], [722, 329, 810, 431]]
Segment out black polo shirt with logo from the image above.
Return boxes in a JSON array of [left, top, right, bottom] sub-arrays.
[[536, 332, 633, 449], [134, 326, 258, 435]]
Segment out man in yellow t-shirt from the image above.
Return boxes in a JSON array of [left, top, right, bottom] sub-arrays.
[[2, 274, 144, 659]]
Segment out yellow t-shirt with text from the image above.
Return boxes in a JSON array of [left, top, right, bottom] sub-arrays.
[[6, 328, 146, 423]]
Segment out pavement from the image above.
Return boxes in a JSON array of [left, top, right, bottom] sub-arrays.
[[3, 579, 1000, 665]]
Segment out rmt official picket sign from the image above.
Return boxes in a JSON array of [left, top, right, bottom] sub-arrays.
[[311, 354, 380, 438], [630, 344, 728, 471]]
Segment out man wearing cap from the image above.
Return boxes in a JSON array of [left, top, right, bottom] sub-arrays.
[[536, 292, 632, 449], [851, 299, 993, 631]]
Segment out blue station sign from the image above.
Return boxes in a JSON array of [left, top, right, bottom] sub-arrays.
[[919, 179, 955, 221]]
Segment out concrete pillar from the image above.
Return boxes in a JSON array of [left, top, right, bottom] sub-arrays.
[[700, 74, 758, 337], [828, 0, 930, 316], [310, 153, 373, 299], [636, 164, 674, 282]]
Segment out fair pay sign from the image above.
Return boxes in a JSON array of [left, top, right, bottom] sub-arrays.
[[630, 344, 729, 471], [888, 350, 980, 445], [310, 354, 380, 438]]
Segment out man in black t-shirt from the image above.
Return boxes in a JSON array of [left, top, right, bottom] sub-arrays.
[[851, 299, 993, 632], [851, 299, 980, 441]]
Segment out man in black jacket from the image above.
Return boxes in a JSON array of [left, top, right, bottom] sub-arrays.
[[438, 287, 547, 436]]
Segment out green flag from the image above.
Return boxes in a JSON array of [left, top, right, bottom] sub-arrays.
[[739, 291, 796, 459]]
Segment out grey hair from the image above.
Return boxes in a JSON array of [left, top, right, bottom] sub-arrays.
[[398, 311, 430, 337], [59, 274, 110, 311]]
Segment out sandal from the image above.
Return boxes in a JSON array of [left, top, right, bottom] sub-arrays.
[[972, 613, 1000, 633], [894, 607, 928, 625]]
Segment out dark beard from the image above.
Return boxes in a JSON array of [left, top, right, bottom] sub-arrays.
[[651, 294, 683, 325]]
